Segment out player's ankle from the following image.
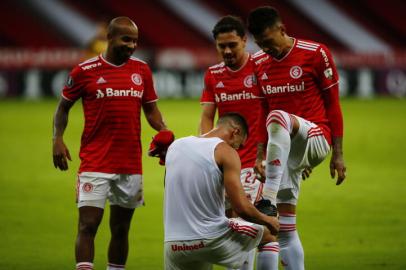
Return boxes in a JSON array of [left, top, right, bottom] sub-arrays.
[[76, 262, 93, 270]]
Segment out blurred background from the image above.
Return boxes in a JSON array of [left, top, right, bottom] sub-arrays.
[[0, 0, 405, 99]]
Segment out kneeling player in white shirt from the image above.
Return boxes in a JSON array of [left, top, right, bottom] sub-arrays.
[[164, 113, 279, 270]]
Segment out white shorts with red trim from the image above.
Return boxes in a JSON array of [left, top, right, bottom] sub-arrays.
[[76, 172, 144, 209], [241, 168, 263, 205], [225, 168, 263, 210], [277, 115, 330, 205], [164, 218, 264, 270]]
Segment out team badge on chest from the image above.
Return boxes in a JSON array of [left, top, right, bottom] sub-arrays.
[[131, 73, 142, 85], [243, 74, 256, 88], [290, 66, 303, 79]]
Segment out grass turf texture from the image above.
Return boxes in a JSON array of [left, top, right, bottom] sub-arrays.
[[0, 98, 405, 270]]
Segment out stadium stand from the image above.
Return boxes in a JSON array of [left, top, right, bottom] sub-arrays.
[[288, 0, 390, 52], [0, 0, 405, 99], [329, 0, 405, 49], [0, 1, 70, 47], [99, 0, 213, 49], [2, 0, 403, 51], [220, 0, 346, 50], [363, 0, 406, 41]]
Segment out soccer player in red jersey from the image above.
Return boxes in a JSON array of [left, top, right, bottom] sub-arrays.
[[199, 16, 279, 270], [52, 17, 172, 270], [247, 7, 346, 270]]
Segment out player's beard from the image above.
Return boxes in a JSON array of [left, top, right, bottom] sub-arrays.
[[266, 47, 284, 59], [223, 54, 236, 68], [116, 46, 135, 63]]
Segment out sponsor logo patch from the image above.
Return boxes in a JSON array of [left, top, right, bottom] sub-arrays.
[[96, 77, 107, 84], [320, 47, 330, 67], [171, 241, 205, 252], [66, 75, 74, 88], [324, 68, 333, 80], [95, 88, 143, 99], [216, 81, 225, 88], [81, 62, 102, 70], [270, 159, 281, 166], [215, 91, 257, 102], [211, 68, 226, 74], [262, 81, 305, 94]]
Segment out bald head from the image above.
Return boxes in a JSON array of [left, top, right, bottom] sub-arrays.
[[107, 17, 138, 37], [105, 17, 139, 65]]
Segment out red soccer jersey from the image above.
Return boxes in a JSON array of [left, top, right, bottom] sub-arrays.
[[201, 55, 265, 169], [253, 39, 340, 144], [62, 54, 158, 174]]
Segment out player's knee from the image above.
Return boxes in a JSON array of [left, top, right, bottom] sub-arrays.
[[277, 202, 296, 214], [266, 110, 292, 133], [110, 222, 131, 238], [260, 227, 278, 245], [270, 109, 288, 116], [78, 220, 100, 236], [277, 191, 298, 208]]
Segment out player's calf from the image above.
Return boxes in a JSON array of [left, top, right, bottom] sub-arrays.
[[263, 110, 294, 206]]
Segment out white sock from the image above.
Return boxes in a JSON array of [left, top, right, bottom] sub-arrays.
[[279, 213, 304, 270], [263, 110, 293, 205], [240, 248, 255, 270], [256, 242, 279, 270], [107, 262, 125, 270], [76, 262, 93, 270], [225, 248, 255, 270]]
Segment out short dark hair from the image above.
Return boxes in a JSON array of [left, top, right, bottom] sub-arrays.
[[212, 15, 245, 39], [247, 6, 281, 36], [217, 112, 249, 138]]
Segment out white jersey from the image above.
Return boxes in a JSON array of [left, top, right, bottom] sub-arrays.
[[164, 136, 229, 241]]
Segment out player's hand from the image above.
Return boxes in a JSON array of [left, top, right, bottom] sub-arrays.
[[254, 159, 266, 182], [52, 137, 72, 171], [330, 152, 346, 185], [265, 216, 279, 235], [301, 167, 312, 180], [148, 129, 175, 165]]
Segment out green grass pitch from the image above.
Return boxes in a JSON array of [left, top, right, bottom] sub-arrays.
[[0, 98, 405, 270]]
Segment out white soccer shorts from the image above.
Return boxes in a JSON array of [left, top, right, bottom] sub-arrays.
[[164, 218, 264, 270], [76, 172, 144, 209], [277, 115, 330, 205], [241, 168, 263, 204], [225, 167, 263, 210]]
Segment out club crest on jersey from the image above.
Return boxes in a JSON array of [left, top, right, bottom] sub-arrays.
[[66, 75, 74, 88], [290, 66, 303, 79], [131, 73, 142, 85], [243, 74, 256, 88], [82, 183, 93, 193]]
